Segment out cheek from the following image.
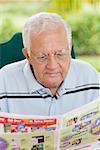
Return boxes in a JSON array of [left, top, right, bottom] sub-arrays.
[[61, 61, 70, 76], [32, 63, 45, 80]]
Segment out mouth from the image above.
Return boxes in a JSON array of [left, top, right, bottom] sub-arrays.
[[46, 72, 60, 77]]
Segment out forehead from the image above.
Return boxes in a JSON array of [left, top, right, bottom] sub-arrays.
[[30, 25, 68, 53]]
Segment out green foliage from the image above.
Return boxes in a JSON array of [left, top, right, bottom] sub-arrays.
[[67, 11, 100, 55], [0, 2, 100, 56], [0, 2, 39, 16], [46, 0, 81, 18], [0, 18, 19, 43]]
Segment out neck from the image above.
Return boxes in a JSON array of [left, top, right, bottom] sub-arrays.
[[50, 88, 58, 96]]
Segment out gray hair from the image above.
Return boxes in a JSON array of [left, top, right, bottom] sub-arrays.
[[22, 12, 72, 51]]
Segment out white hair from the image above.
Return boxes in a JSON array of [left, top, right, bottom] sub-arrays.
[[22, 12, 72, 51]]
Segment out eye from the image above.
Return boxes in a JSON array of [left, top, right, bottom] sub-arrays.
[[37, 54, 48, 62], [56, 53, 66, 59], [57, 53, 64, 56]]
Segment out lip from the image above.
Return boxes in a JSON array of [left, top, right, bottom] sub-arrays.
[[46, 72, 60, 76], [46, 72, 59, 74]]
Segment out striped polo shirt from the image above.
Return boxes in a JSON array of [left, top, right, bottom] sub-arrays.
[[0, 59, 99, 116]]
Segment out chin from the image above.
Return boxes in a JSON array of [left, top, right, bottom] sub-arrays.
[[43, 80, 61, 88]]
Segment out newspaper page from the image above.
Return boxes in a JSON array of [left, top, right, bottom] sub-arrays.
[[58, 98, 100, 150], [0, 113, 59, 150], [0, 98, 99, 150]]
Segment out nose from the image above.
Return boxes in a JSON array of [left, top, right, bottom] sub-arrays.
[[46, 55, 58, 69]]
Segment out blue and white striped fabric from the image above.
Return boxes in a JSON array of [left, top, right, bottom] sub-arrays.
[[0, 59, 99, 116]]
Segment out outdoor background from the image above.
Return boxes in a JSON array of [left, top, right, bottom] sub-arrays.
[[0, 0, 100, 71]]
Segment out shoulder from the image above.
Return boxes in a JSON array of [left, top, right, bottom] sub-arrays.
[[0, 60, 27, 80], [0, 59, 27, 77], [69, 59, 99, 83], [71, 59, 99, 75]]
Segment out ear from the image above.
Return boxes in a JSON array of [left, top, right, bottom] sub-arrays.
[[22, 48, 32, 64], [22, 48, 30, 60]]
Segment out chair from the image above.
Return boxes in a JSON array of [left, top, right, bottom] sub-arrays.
[[0, 32, 25, 68], [0, 32, 75, 68]]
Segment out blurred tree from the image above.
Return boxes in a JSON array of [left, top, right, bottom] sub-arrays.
[[67, 12, 100, 55], [0, 0, 100, 55], [84, 0, 100, 5], [46, 0, 81, 18], [0, 18, 19, 43]]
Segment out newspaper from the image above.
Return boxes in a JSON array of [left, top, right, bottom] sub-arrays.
[[0, 98, 100, 150]]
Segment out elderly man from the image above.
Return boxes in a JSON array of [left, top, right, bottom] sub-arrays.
[[0, 12, 99, 115]]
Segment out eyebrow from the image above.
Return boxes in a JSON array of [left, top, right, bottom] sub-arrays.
[[35, 49, 67, 55]]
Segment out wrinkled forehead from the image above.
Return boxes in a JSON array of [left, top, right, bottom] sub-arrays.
[[29, 27, 68, 54], [29, 24, 68, 43]]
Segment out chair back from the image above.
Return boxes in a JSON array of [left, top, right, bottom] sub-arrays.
[[0, 32, 25, 68]]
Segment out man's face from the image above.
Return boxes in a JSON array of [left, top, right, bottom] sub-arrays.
[[27, 26, 71, 92]]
